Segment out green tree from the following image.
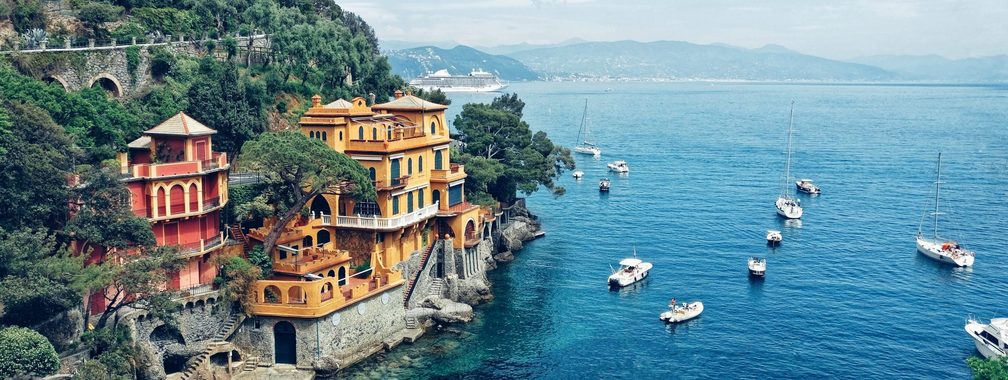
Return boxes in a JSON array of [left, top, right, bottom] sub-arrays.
[[11, 0, 44, 33], [185, 58, 266, 160], [0, 100, 79, 230], [0, 228, 85, 327], [411, 87, 451, 106], [64, 164, 156, 255], [968, 356, 1008, 380], [216, 255, 261, 314], [453, 93, 575, 202], [0, 326, 59, 378], [77, 2, 124, 39], [237, 131, 375, 254], [86, 245, 185, 328]]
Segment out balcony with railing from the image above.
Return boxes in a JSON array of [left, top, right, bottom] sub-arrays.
[[122, 152, 228, 180], [314, 202, 438, 231], [177, 232, 225, 258], [374, 175, 410, 191], [272, 247, 352, 276], [345, 125, 439, 153], [249, 270, 404, 318], [431, 163, 466, 183]]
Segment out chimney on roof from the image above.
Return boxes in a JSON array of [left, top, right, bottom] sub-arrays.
[[394, 90, 403, 99], [311, 94, 321, 108], [369, 92, 376, 105]]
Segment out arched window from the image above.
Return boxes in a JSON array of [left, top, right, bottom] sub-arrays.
[[322, 131, 327, 141], [310, 131, 315, 139], [387, 128, 392, 140], [339, 131, 343, 141], [392, 195, 400, 215], [431, 121, 436, 135], [368, 167, 376, 181], [372, 127, 378, 140], [407, 158, 413, 175], [418, 156, 423, 172], [407, 193, 414, 213], [358, 126, 364, 140], [418, 190, 425, 208], [434, 150, 443, 170]]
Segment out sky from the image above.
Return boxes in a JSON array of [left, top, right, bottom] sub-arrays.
[[339, 0, 1008, 60]]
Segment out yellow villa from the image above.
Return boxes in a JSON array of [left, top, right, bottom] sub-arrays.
[[245, 91, 488, 318]]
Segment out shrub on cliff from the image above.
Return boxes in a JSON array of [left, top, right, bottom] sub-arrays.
[[216, 255, 262, 314], [968, 356, 1008, 380], [0, 326, 60, 378]]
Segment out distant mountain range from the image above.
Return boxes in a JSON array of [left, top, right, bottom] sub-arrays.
[[385, 45, 540, 81], [848, 54, 1008, 83], [510, 41, 894, 81], [383, 39, 1008, 83]]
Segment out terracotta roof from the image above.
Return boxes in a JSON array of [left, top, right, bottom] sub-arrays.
[[373, 95, 448, 111], [324, 99, 354, 109], [127, 135, 151, 149], [145, 112, 216, 136]]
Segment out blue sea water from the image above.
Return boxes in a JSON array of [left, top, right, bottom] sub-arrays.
[[343, 82, 1008, 379]]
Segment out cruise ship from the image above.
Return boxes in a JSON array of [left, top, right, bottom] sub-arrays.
[[409, 69, 507, 92]]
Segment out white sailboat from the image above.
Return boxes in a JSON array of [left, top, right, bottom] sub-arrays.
[[776, 102, 803, 219], [574, 99, 601, 156], [915, 153, 975, 267]]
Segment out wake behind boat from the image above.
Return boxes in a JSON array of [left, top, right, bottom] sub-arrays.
[[965, 317, 1008, 359], [776, 102, 803, 219], [915, 153, 975, 267], [608, 255, 652, 288], [660, 299, 704, 323]]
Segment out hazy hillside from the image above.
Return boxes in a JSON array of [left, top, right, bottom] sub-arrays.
[[386, 45, 539, 81], [849, 55, 1008, 82], [510, 41, 895, 81]]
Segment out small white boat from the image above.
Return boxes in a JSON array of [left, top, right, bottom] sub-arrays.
[[608, 256, 651, 288], [572, 170, 584, 179], [775, 102, 803, 219], [599, 178, 611, 192], [796, 179, 821, 194], [965, 317, 1008, 359], [660, 300, 704, 323], [607, 160, 629, 173], [748, 257, 766, 277], [915, 153, 975, 267], [766, 230, 782, 245]]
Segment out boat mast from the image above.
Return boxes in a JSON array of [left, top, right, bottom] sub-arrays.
[[783, 101, 795, 197], [934, 152, 941, 239], [576, 99, 588, 145]]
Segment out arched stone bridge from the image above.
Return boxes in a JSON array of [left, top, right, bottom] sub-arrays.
[[1, 34, 268, 98]]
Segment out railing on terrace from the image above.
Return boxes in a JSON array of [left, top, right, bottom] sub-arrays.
[[249, 271, 404, 318], [374, 175, 410, 190], [0, 33, 268, 54], [178, 233, 224, 256], [123, 154, 227, 179], [273, 248, 352, 275], [431, 164, 465, 181], [316, 202, 438, 231]]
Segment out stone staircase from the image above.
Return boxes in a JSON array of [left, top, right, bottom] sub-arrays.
[[228, 224, 247, 246], [241, 356, 259, 373], [179, 313, 246, 380], [403, 240, 440, 307], [428, 278, 445, 299], [404, 316, 418, 329]]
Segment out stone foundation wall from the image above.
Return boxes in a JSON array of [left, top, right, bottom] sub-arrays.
[[128, 296, 236, 379], [231, 285, 406, 371]]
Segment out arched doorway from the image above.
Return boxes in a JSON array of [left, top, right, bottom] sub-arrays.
[[434, 150, 443, 170], [432, 190, 441, 207], [465, 219, 477, 242], [317, 230, 330, 246], [310, 196, 331, 216], [338, 266, 347, 286], [273, 321, 296, 364]]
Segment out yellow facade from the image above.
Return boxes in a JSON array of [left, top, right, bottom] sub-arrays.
[[246, 92, 486, 318]]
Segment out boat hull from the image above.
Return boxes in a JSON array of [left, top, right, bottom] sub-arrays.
[[660, 302, 704, 323], [775, 197, 803, 219], [966, 321, 1006, 359], [916, 237, 974, 267], [575, 146, 601, 156], [608, 264, 651, 288], [795, 181, 821, 194]]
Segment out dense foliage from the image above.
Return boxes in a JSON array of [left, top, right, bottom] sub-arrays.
[[968, 356, 1008, 380], [236, 131, 375, 254], [215, 255, 262, 314], [453, 93, 575, 202], [0, 326, 60, 378]]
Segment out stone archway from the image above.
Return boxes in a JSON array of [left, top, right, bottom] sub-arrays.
[[88, 73, 123, 98], [42, 75, 69, 92], [273, 321, 296, 365]]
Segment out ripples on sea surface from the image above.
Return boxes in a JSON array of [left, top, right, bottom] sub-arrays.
[[339, 82, 1008, 379]]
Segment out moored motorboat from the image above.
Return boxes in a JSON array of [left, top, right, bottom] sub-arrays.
[[766, 230, 782, 245], [607, 160, 629, 173], [608, 256, 652, 288], [965, 317, 1008, 359], [660, 299, 704, 323], [915, 153, 975, 267], [599, 178, 611, 192], [748, 257, 766, 277], [796, 179, 821, 194], [573, 170, 584, 179]]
